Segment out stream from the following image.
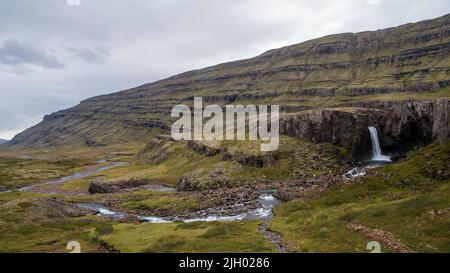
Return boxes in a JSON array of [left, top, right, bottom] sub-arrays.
[[2, 158, 281, 223], [17, 161, 127, 192], [342, 160, 389, 179], [77, 190, 280, 223]]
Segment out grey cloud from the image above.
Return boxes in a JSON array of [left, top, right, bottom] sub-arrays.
[[69, 47, 110, 64], [0, 39, 65, 69]]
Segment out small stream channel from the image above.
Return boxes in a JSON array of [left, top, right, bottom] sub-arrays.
[[77, 190, 280, 223]]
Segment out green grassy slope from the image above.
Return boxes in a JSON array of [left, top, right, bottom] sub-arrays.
[[269, 142, 450, 252]]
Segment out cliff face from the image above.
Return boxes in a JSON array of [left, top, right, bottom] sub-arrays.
[[5, 14, 450, 149], [280, 99, 450, 157], [280, 108, 385, 156], [382, 100, 447, 145]]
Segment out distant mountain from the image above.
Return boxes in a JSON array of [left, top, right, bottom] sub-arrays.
[[5, 13, 450, 149], [0, 139, 8, 145]]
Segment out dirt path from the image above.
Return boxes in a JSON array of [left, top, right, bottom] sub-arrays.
[[347, 223, 416, 253]]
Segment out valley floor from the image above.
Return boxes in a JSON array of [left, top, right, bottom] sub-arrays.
[[0, 139, 448, 253]]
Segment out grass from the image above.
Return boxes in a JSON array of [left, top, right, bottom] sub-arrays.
[[0, 190, 115, 253], [99, 221, 276, 253], [0, 191, 43, 204], [268, 142, 450, 252], [0, 157, 96, 191], [123, 195, 199, 212], [0, 218, 108, 253], [62, 188, 162, 204], [99, 135, 347, 188], [60, 178, 92, 191], [0, 189, 274, 253], [0, 143, 143, 163]]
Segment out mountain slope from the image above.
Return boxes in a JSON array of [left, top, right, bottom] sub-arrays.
[[6, 14, 450, 148], [0, 139, 7, 145]]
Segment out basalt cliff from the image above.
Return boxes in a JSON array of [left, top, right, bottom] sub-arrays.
[[4, 14, 450, 153]]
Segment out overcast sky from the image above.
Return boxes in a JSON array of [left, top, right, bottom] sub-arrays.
[[0, 0, 448, 140]]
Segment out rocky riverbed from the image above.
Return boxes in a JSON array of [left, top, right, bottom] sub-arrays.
[[10, 154, 386, 223]]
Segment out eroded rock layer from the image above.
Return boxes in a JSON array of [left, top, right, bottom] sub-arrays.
[[4, 14, 450, 149]]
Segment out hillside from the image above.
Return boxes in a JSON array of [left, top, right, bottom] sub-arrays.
[[5, 13, 450, 149]]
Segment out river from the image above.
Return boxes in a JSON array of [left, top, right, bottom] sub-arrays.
[[77, 190, 280, 223]]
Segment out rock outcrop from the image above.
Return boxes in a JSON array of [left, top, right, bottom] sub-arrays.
[[222, 151, 278, 168], [187, 141, 222, 156], [280, 108, 385, 156], [176, 168, 231, 191], [88, 179, 151, 194], [381, 99, 449, 151], [281, 99, 450, 157], [137, 135, 175, 164]]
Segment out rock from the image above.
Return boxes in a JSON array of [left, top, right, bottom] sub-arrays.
[[85, 138, 106, 147], [431, 99, 450, 143], [280, 108, 384, 157], [176, 168, 231, 191], [155, 134, 175, 141], [382, 99, 450, 151], [222, 151, 278, 168], [11, 198, 96, 219], [187, 140, 221, 156], [346, 223, 416, 253], [88, 179, 151, 194], [281, 99, 450, 157], [118, 215, 141, 223], [137, 136, 174, 164], [273, 189, 302, 201]]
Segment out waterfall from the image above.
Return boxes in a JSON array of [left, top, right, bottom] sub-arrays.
[[342, 126, 391, 179], [368, 126, 391, 162]]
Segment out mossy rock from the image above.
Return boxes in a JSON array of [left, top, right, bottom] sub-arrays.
[[176, 168, 231, 191]]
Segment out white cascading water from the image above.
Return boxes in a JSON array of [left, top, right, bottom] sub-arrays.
[[343, 126, 392, 179], [368, 126, 391, 162]]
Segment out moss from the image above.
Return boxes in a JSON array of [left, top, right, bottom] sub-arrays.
[[60, 178, 92, 191], [0, 218, 111, 253], [122, 195, 199, 212], [100, 221, 275, 253], [0, 191, 45, 204], [95, 223, 114, 236]]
